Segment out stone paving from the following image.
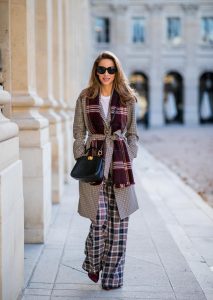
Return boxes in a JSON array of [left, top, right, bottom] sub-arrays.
[[138, 124, 213, 207], [21, 144, 213, 300]]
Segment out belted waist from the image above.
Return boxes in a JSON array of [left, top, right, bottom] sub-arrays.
[[87, 130, 127, 180], [88, 129, 126, 141]]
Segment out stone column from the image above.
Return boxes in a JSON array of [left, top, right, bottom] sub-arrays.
[[0, 2, 24, 298], [58, 0, 72, 183], [46, 0, 64, 203], [36, 0, 64, 204], [10, 0, 51, 243], [182, 4, 199, 124], [149, 4, 164, 127], [0, 88, 24, 300], [68, 0, 92, 101], [33, 0, 52, 239], [0, 89, 24, 300], [68, 0, 79, 103], [64, 0, 76, 168]]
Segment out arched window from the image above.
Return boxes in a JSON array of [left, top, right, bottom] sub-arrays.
[[129, 72, 149, 128], [199, 72, 213, 123], [163, 72, 184, 124]]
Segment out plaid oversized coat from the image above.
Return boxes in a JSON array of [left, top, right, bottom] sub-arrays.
[[73, 92, 139, 221]]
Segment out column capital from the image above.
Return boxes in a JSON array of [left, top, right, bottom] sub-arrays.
[[143, 4, 152, 12], [109, 4, 128, 14], [181, 4, 199, 15], [151, 4, 164, 14]]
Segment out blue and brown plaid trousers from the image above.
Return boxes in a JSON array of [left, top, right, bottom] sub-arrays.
[[82, 177, 129, 288]]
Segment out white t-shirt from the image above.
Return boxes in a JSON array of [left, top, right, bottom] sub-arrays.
[[100, 94, 110, 118]]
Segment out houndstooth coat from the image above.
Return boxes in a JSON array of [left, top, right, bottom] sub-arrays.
[[73, 92, 139, 222]]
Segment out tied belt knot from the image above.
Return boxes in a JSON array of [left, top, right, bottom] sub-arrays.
[[88, 129, 126, 180]]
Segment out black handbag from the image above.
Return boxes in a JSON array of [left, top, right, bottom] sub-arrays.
[[71, 106, 116, 184], [70, 147, 104, 183]]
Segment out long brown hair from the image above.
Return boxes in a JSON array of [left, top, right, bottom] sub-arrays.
[[81, 51, 137, 104]]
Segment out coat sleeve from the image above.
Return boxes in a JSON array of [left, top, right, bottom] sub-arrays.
[[125, 101, 139, 159], [73, 96, 87, 160]]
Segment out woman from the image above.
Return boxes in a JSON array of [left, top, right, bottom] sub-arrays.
[[73, 51, 139, 290]]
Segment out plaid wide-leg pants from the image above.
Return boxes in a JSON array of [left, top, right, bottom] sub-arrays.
[[82, 178, 129, 288]]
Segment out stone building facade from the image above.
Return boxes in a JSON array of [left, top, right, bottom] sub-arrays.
[[91, 0, 213, 127], [0, 0, 91, 299]]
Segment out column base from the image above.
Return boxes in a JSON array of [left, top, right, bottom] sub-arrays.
[[24, 228, 47, 244], [21, 139, 52, 243], [0, 150, 24, 300]]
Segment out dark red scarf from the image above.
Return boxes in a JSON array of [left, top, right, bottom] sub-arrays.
[[86, 89, 135, 188]]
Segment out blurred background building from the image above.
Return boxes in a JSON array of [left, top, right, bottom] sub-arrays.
[[91, 0, 213, 128]]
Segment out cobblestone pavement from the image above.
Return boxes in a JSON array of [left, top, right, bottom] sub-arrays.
[[21, 144, 213, 300], [138, 124, 213, 207]]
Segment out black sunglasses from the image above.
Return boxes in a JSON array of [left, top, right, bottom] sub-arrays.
[[96, 66, 117, 75]]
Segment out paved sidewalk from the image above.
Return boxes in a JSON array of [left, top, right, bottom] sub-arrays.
[[138, 124, 213, 207], [21, 145, 213, 300]]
